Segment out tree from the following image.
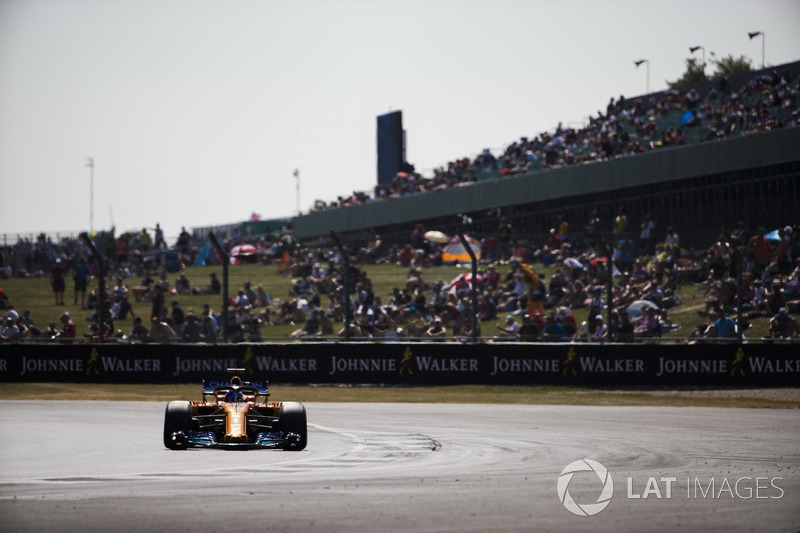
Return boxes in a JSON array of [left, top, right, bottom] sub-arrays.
[[667, 53, 755, 89], [667, 57, 708, 88], [710, 54, 754, 78]]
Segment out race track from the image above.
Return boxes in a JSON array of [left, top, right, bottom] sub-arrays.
[[0, 401, 798, 532]]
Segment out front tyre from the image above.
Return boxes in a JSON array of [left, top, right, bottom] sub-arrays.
[[164, 401, 192, 450], [279, 402, 307, 451]]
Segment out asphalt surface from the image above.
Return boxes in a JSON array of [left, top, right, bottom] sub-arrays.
[[0, 401, 798, 532]]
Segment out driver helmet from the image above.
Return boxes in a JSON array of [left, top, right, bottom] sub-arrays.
[[224, 390, 237, 403]]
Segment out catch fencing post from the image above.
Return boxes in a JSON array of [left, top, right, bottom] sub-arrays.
[[329, 231, 351, 342], [591, 231, 615, 342], [208, 232, 229, 344], [457, 234, 479, 343], [80, 233, 105, 344]]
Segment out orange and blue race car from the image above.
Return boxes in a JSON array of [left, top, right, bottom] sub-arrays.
[[163, 369, 306, 450]]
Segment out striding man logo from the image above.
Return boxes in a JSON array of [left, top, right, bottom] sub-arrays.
[[563, 347, 578, 377], [399, 347, 414, 376], [730, 347, 747, 377], [86, 347, 100, 376]]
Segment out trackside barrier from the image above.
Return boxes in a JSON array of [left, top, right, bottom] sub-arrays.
[[1, 343, 798, 386]]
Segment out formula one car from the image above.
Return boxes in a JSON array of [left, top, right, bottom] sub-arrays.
[[163, 369, 307, 450]]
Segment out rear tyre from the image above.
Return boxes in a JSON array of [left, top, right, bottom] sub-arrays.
[[279, 402, 307, 451], [164, 401, 192, 450]]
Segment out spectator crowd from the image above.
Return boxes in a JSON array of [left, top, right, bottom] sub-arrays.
[[2, 66, 799, 345], [310, 69, 798, 212], [2, 214, 798, 345]]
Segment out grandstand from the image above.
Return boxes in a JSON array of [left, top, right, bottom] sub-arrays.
[[294, 61, 800, 250]]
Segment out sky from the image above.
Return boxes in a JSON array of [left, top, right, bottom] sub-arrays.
[[1, 0, 799, 243]]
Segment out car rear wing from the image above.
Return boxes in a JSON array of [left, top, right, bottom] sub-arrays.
[[202, 380, 270, 399]]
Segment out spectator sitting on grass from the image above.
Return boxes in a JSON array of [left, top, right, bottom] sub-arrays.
[[129, 316, 150, 342], [541, 314, 566, 342], [426, 317, 447, 340], [494, 315, 520, 340], [769, 307, 799, 338], [150, 316, 176, 342], [181, 313, 202, 342], [634, 307, 660, 337], [0, 316, 21, 344]]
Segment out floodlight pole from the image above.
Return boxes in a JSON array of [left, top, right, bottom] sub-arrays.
[[294, 168, 300, 216], [689, 46, 705, 74], [86, 158, 94, 234], [634, 59, 649, 94]]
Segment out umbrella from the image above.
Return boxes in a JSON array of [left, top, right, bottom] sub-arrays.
[[442, 236, 481, 264], [625, 299, 660, 319], [194, 242, 211, 267], [764, 229, 781, 242], [424, 230, 450, 244], [448, 273, 484, 295], [229, 244, 257, 264]]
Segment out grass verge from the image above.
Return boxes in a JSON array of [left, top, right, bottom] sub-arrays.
[[1, 383, 797, 408]]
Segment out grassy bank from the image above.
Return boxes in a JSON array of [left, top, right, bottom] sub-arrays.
[[1, 383, 797, 408], [0, 262, 777, 340]]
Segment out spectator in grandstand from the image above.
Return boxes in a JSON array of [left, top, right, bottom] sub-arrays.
[[615, 236, 636, 274], [747, 227, 772, 278], [640, 213, 656, 255], [664, 227, 680, 247], [613, 207, 628, 237], [497, 218, 513, 261]]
